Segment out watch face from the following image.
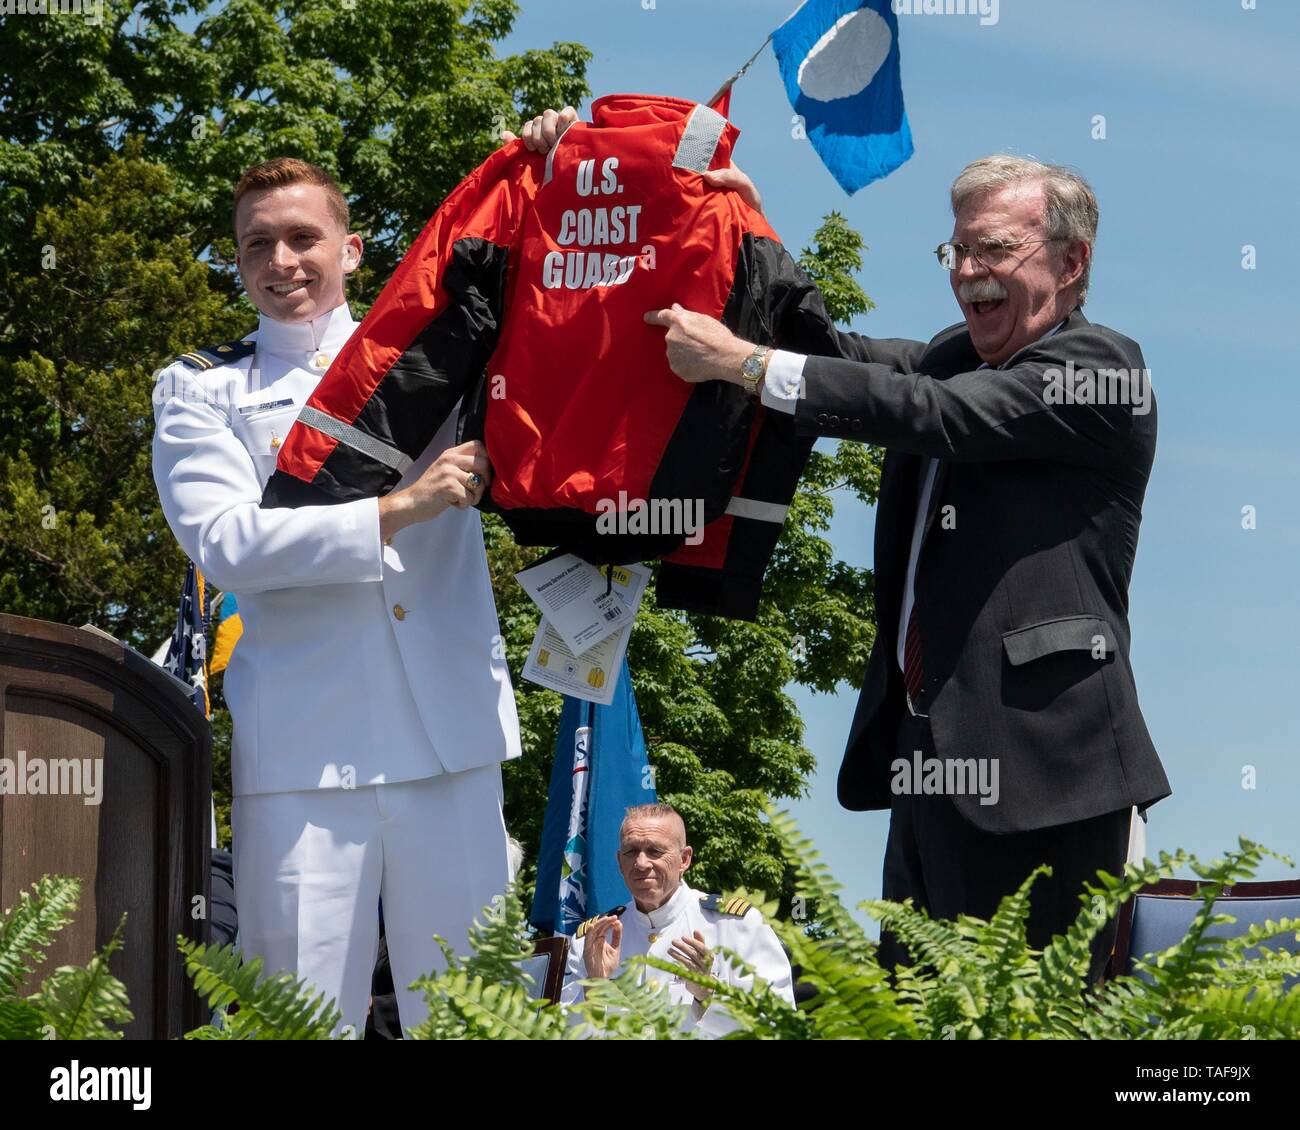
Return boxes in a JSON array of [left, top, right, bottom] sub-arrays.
[[742, 357, 763, 377]]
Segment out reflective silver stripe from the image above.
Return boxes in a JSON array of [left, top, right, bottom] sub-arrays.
[[298, 406, 412, 475], [725, 496, 789, 524], [672, 104, 727, 173]]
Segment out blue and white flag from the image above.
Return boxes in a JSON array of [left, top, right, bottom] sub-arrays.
[[771, 0, 914, 194], [530, 658, 654, 935]]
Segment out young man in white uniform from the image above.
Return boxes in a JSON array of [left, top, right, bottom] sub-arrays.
[[152, 158, 520, 1036]]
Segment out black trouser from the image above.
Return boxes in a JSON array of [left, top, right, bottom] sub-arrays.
[[878, 710, 1131, 987]]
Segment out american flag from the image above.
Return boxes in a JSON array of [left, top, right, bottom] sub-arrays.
[[160, 560, 211, 715]]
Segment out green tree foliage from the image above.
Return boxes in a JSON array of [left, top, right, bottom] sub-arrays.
[[0, 149, 247, 640], [0, 0, 591, 285], [798, 209, 877, 326]]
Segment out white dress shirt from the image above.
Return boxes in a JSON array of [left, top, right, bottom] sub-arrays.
[[152, 303, 521, 795]]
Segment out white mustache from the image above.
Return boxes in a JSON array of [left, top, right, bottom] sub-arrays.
[[959, 279, 1008, 303]]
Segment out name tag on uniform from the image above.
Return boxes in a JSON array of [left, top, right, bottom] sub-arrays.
[[238, 398, 295, 416]]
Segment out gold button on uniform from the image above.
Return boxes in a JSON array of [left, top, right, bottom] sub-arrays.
[[311, 351, 331, 370], [392, 604, 406, 621]]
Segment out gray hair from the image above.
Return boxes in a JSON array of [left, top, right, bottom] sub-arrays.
[[621, 803, 686, 845], [950, 155, 1099, 305]]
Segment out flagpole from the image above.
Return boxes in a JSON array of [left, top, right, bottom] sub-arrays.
[[704, 32, 773, 109]]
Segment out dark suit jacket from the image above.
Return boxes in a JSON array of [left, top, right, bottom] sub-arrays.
[[792, 307, 1171, 833]]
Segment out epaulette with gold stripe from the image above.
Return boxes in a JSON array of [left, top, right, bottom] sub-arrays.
[[174, 337, 256, 371], [699, 893, 751, 918], [575, 905, 626, 938]]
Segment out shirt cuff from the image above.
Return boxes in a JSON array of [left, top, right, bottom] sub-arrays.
[[360, 494, 385, 574], [760, 350, 806, 415]]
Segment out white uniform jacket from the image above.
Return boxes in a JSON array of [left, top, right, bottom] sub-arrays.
[[151, 304, 521, 796], [560, 882, 795, 1038]]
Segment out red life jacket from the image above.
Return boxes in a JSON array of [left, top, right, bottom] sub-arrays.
[[261, 93, 843, 620]]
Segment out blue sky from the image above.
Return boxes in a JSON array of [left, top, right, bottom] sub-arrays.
[[502, 0, 1300, 915]]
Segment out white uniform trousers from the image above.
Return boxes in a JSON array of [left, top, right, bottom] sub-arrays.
[[231, 764, 509, 1037]]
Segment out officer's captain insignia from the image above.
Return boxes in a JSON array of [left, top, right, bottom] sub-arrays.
[[699, 893, 750, 917], [175, 338, 256, 371]]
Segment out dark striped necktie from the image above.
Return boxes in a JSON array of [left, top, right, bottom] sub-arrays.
[[903, 604, 924, 702]]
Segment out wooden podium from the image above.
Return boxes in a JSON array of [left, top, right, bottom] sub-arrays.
[[0, 614, 212, 1039]]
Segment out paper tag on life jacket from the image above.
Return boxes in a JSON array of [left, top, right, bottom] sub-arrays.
[[521, 615, 632, 706], [515, 555, 648, 655]]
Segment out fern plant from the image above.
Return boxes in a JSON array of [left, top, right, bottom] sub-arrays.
[[180, 939, 345, 1039], [407, 880, 574, 1040], [667, 809, 1300, 1041], [0, 875, 133, 1039], [5, 819, 1299, 1041]]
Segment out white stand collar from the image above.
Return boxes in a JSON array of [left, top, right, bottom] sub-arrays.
[[255, 302, 357, 361], [631, 881, 693, 931]]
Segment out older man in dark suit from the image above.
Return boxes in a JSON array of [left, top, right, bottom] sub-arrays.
[[645, 154, 1171, 985]]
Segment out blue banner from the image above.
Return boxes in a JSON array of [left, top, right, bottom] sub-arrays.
[[530, 659, 655, 935]]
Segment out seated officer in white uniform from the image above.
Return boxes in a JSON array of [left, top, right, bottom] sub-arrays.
[[151, 157, 521, 1036], [560, 804, 793, 1037]]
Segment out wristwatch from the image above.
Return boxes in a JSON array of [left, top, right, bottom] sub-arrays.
[[740, 344, 771, 395]]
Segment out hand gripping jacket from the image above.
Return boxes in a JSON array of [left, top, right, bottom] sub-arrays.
[[261, 93, 841, 620]]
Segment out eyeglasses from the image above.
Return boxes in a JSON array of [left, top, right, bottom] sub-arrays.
[[934, 237, 1065, 271]]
